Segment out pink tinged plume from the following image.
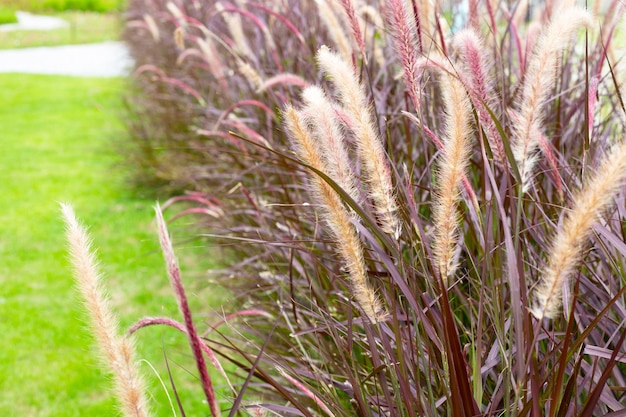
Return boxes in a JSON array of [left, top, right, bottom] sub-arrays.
[[453, 28, 505, 166], [511, 7, 593, 191], [340, 0, 366, 60], [386, 0, 421, 112]]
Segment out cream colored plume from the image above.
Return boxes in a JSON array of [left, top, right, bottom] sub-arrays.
[[316, 45, 400, 238], [533, 137, 626, 319], [61, 203, 151, 417], [512, 7, 594, 191]]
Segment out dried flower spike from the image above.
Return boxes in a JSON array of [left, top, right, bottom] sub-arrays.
[[533, 138, 626, 319], [431, 65, 473, 281], [61, 203, 151, 417], [316, 45, 400, 238], [284, 105, 387, 322], [512, 7, 593, 190]]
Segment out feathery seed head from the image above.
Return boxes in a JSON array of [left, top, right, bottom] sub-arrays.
[[316, 46, 400, 237], [61, 203, 151, 417], [512, 7, 594, 191], [316, 0, 353, 61], [301, 86, 361, 204], [453, 29, 505, 165], [283, 106, 387, 322], [316, 45, 361, 115], [386, 0, 421, 111], [237, 61, 263, 90], [533, 137, 626, 319], [215, 2, 253, 59], [432, 68, 473, 281], [256, 73, 309, 94], [339, 0, 365, 59]]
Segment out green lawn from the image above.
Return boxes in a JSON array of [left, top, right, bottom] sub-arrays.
[[0, 11, 121, 49], [0, 74, 229, 416]]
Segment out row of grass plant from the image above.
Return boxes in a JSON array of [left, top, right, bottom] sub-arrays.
[[98, 0, 626, 415]]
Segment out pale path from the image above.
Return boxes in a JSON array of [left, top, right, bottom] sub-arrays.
[[0, 41, 132, 77], [0, 11, 69, 32]]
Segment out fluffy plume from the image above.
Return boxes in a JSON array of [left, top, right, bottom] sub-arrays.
[[215, 2, 253, 59], [431, 64, 473, 281], [511, 7, 594, 190], [453, 29, 504, 165], [301, 86, 361, 204], [339, 0, 365, 59], [316, 45, 400, 238], [386, 0, 421, 112], [196, 37, 226, 84], [532, 138, 626, 319], [316, 0, 353, 61], [237, 60, 263, 90], [284, 105, 387, 323], [256, 72, 309, 93], [61, 203, 150, 417], [143, 14, 159, 42], [166, 1, 185, 25], [467, 0, 479, 30]]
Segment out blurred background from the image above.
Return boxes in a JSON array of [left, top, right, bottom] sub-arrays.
[[0, 2, 221, 416]]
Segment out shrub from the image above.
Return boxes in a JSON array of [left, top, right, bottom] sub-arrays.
[[2, 0, 123, 13], [41, 0, 123, 12], [0, 7, 18, 24], [111, 0, 626, 415]]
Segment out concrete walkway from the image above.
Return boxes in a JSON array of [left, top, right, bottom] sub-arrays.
[[0, 11, 68, 32], [0, 12, 131, 77], [0, 41, 132, 77]]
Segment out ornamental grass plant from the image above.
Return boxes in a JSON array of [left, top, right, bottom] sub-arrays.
[[70, 0, 626, 415]]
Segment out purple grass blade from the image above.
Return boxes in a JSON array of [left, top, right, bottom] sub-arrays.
[[154, 204, 221, 417]]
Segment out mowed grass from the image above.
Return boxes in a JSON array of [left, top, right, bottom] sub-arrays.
[[0, 11, 121, 49], [0, 74, 229, 416]]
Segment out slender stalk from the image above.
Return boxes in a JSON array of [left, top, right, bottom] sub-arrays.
[[154, 205, 221, 416]]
